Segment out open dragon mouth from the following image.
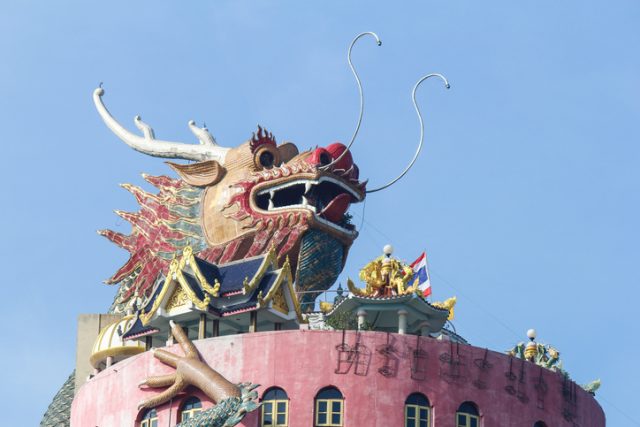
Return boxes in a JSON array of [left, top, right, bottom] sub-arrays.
[[254, 177, 362, 234]]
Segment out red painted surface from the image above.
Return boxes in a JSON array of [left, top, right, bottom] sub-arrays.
[[71, 330, 605, 427]]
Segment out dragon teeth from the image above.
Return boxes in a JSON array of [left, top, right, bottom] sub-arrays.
[[268, 199, 274, 210], [305, 182, 312, 194]]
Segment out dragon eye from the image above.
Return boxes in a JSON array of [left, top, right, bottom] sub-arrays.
[[253, 146, 280, 170], [259, 151, 274, 168]]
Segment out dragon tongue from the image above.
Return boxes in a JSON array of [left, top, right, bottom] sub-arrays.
[[319, 193, 351, 223]]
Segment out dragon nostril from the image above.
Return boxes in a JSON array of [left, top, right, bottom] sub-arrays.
[[319, 152, 331, 166], [307, 148, 333, 167]]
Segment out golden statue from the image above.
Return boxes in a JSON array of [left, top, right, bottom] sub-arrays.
[[348, 245, 418, 298], [346, 245, 457, 321]]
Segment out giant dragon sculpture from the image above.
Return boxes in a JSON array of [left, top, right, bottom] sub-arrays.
[[94, 32, 448, 316]]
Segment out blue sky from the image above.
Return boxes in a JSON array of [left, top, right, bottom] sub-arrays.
[[1, 1, 638, 425]]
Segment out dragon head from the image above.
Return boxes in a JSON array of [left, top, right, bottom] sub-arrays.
[[94, 88, 365, 312], [184, 126, 365, 254]]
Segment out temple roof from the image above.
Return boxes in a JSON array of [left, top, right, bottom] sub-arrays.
[[325, 292, 451, 335], [192, 255, 266, 296], [122, 246, 302, 339]]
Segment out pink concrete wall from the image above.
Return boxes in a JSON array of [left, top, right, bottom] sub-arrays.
[[71, 330, 605, 427]]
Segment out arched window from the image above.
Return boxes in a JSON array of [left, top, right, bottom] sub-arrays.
[[261, 387, 289, 426], [533, 422, 548, 427], [139, 408, 158, 427], [315, 386, 344, 427], [456, 401, 480, 427], [179, 396, 202, 422], [405, 393, 431, 427]]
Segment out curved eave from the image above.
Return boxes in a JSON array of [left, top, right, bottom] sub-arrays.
[[257, 258, 304, 323], [328, 293, 449, 315], [242, 246, 278, 295]]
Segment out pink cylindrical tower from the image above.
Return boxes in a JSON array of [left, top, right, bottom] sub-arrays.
[[71, 330, 604, 427]]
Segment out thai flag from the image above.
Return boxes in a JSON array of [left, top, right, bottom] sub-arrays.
[[409, 252, 432, 297]]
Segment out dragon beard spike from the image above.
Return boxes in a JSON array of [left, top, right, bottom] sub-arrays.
[[121, 183, 156, 205], [143, 174, 183, 192], [249, 125, 276, 153]]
